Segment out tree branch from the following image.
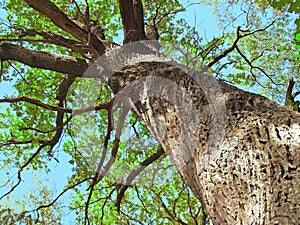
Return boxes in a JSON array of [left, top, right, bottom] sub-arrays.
[[206, 26, 241, 68], [23, 0, 105, 56], [0, 96, 114, 115], [0, 139, 45, 148], [133, 0, 147, 40], [24, 0, 87, 40], [206, 21, 276, 69], [235, 45, 280, 86], [115, 146, 165, 211], [285, 77, 295, 105], [118, 0, 139, 43], [33, 178, 90, 212], [151, 189, 188, 225], [0, 43, 88, 77], [0, 96, 72, 112], [0, 143, 47, 201], [94, 103, 129, 185], [19, 28, 91, 56]]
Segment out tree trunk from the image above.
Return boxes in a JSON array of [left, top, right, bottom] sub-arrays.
[[107, 60, 300, 225]]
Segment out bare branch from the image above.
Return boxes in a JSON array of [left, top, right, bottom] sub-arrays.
[[206, 21, 276, 69], [0, 143, 47, 201], [206, 26, 241, 68], [0, 96, 72, 112], [235, 45, 280, 86], [33, 178, 90, 212], [151, 189, 188, 225], [115, 146, 165, 211]]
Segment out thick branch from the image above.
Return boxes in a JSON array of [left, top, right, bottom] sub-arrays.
[[133, 0, 147, 40], [24, 0, 87, 41], [23, 0, 105, 55], [0, 43, 88, 76], [48, 75, 76, 153], [118, 0, 139, 43]]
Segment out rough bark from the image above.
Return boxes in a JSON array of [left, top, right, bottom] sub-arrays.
[[118, 0, 147, 43], [118, 0, 139, 43], [108, 61, 300, 225], [0, 43, 88, 76]]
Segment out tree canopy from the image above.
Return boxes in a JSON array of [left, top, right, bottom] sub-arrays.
[[0, 0, 299, 224]]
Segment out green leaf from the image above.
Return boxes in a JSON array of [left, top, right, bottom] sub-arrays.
[[279, 45, 287, 50]]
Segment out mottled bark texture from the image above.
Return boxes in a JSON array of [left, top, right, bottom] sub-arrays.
[[109, 61, 300, 225]]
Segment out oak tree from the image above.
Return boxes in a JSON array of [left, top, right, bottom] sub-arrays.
[[0, 0, 299, 224]]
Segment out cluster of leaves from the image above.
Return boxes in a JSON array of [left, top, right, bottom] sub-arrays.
[[200, 0, 299, 103], [265, 0, 300, 32], [0, 178, 63, 225]]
